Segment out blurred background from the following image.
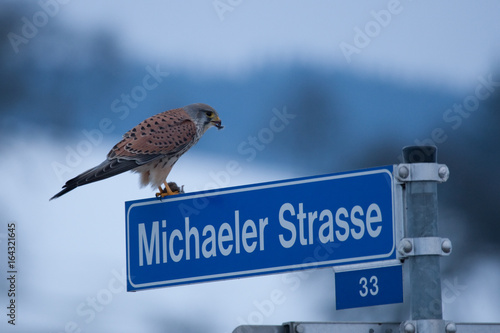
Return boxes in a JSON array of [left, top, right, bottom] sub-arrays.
[[1, 0, 500, 332]]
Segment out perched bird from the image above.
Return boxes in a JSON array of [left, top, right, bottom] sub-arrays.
[[50, 103, 223, 200]]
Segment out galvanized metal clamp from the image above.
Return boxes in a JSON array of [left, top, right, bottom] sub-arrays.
[[398, 237, 452, 258], [401, 319, 457, 333], [395, 163, 450, 183]]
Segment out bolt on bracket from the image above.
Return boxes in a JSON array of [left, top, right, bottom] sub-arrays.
[[395, 163, 449, 183], [398, 237, 452, 258]]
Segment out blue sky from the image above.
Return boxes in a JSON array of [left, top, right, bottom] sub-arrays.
[[57, 0, 500, 88]]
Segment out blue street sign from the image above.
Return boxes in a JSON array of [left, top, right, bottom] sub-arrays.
[[126, 166, 396, 291], [334, 263, 403, 309]]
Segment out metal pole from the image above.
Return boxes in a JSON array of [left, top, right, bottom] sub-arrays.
[[402, 146, 443, 321]]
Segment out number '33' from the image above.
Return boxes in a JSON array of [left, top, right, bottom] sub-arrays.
[[359, 276, 379, 297]]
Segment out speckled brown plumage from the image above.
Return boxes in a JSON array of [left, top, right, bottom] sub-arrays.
[[108, 108, 197, 161], [50, 103, 223, 200]]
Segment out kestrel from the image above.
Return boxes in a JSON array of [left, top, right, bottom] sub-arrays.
[[50, 103, 223, 200]]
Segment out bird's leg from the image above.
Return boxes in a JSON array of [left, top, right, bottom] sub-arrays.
[[155, 181, 180, 198], [163, 181, 179, 195]]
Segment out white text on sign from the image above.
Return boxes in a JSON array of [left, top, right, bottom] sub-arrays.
[[137, 202, 384, 266]]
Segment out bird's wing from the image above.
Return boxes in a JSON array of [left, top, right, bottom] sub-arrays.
[[50, 108, 197, 200], [107, 108, 198, 163]]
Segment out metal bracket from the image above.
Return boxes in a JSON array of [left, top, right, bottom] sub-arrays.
[[398, 237, 452, 258], [233, 322, 500, 333], [395, 163, 449, 183], [401, 320, 457, 333]]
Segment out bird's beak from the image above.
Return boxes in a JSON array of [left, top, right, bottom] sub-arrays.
[[211, 116, 224, 130]]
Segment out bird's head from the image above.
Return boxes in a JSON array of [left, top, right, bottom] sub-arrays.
[[185, 103, 224, 133]]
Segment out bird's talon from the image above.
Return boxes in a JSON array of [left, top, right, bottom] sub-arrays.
[[155, 192, 179, 199], [156, 183, 181, 198]]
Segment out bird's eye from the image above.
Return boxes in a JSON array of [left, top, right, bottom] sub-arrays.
[[204, 111, 214, 118]]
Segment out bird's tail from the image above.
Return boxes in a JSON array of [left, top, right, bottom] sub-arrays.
[[50, 158, 139, 200]]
